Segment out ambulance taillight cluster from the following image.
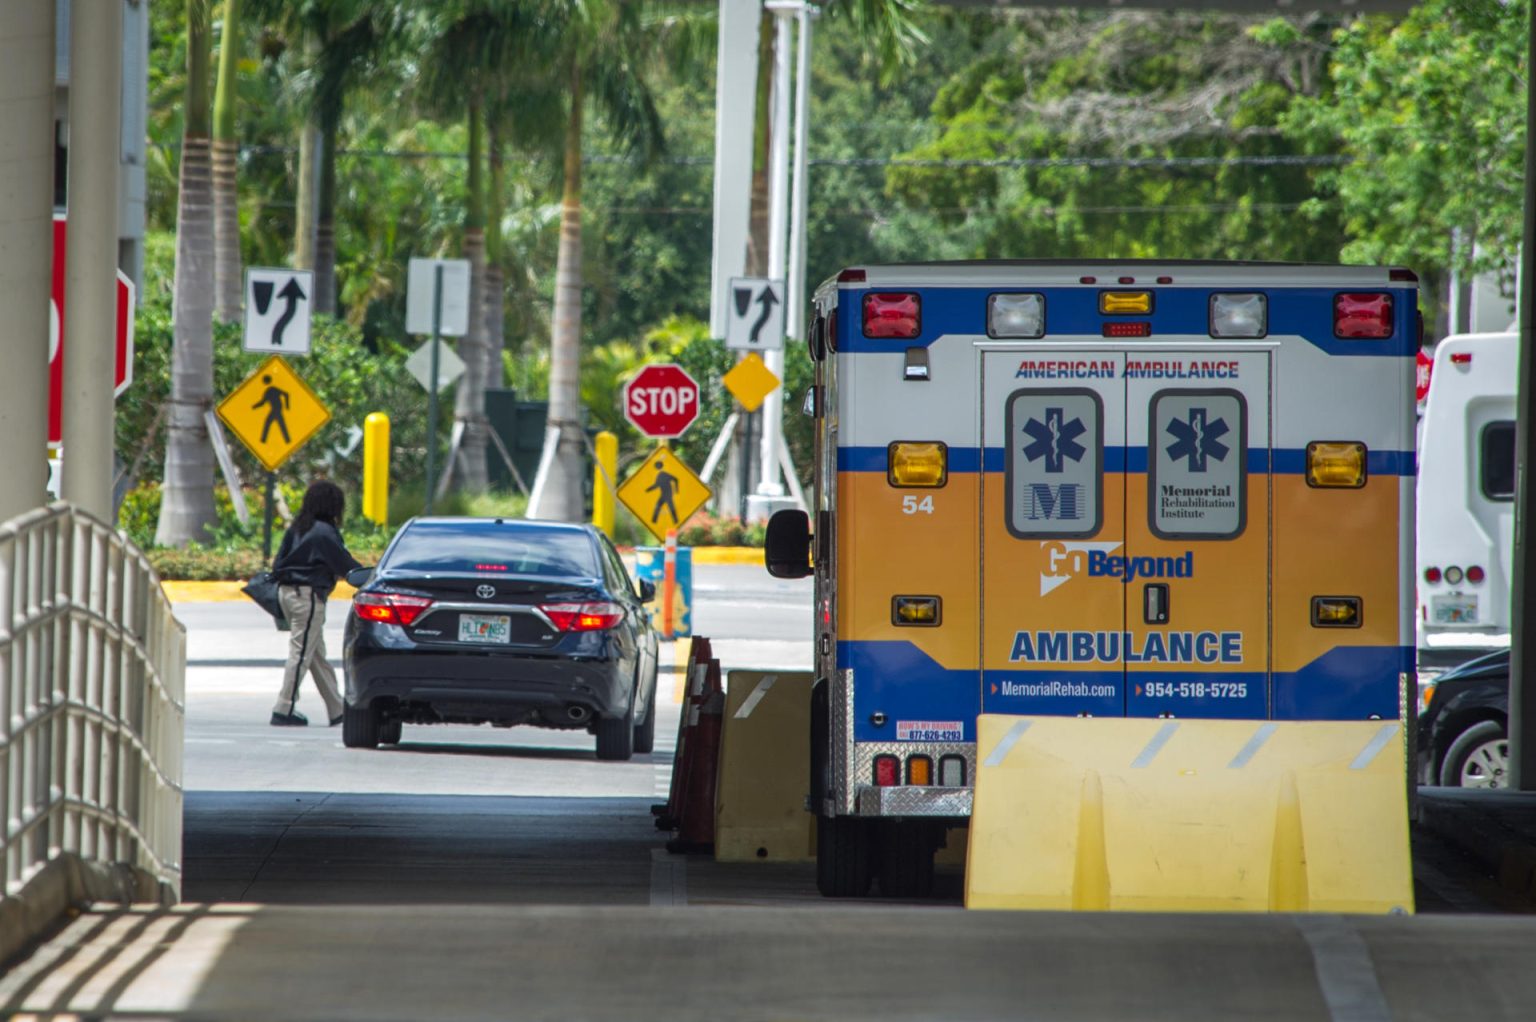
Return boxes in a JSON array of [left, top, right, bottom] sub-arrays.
[[1423, 565, 1486, 585], [873, 753, 967, 788]]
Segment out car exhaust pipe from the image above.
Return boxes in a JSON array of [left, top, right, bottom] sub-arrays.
[[566, 705, 590, 723]]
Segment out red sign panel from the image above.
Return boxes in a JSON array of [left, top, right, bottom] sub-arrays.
[[623, 363, 700, 439], [49, 213, 137, 446]]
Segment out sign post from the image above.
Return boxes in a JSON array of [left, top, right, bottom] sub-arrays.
[[406, 258, 471, 512]]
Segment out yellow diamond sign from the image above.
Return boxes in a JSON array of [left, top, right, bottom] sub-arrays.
[[217, 355, 332, 472], [723, 352, 780, 412], [617, 445, 712, 542]]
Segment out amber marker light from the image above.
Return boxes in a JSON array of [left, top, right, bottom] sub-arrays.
[[1100, 291, 1153, 314], [888, 442, 947, 487], [1305, 442, 1366, 488], [1311, 596, 1362, 628], [892, 596, 942, 626]]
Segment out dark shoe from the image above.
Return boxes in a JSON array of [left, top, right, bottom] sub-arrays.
[[270, 711, 308, 727], [329, 714, 343, 727]]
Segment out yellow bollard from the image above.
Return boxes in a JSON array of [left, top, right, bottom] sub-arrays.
[[593, 430, 617, 537], [362, 412, 390, 526]]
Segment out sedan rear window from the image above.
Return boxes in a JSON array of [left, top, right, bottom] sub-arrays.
[[384, 522, 599, 577]]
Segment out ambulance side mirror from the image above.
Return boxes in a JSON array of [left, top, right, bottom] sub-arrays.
[[765, 510, 812, 579]]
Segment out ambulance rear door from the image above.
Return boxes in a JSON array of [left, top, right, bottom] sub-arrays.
[[980, 348, 1127, 716], [1122, 350, 1272, 718]]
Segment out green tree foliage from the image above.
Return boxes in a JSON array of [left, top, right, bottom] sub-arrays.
[[1280, 0, 1527, 284]]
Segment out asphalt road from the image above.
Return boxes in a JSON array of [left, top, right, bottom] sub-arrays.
[[9, 563, 1536, 1020]]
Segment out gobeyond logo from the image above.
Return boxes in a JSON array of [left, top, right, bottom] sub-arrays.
[[1037, 542, 1195, 596], [1165, 407, 1230, 472]]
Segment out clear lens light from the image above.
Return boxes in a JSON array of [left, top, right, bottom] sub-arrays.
[[1211, 293, 1266, 338], [989, 293, 1045, 337]]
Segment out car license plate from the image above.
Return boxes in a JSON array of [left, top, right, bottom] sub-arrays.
[[1431, 594, 1478, 625], [458, 613, 511, 644]]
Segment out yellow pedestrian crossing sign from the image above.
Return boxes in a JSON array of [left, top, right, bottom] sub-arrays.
[[617, 445, 712, 542], [217, 355, 331, 472]]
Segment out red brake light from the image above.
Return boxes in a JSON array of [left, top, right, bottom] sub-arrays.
[[1103, 322, 1152, 338], [874, 755, 899, 787], [1450, 352, 1472, 365], [1118, 276, 1135, 285], [837, 268, 867, 283], [541, 601, 624, 632], [862, 292, 920, 338], [353, 592, 434, 626], [1467, 565, 1486, 584], [1334, 293, 1393, 338], [1423, 567, 1441, 584]]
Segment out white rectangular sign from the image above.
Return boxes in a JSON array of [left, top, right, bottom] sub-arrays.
[[243, 268, 314, 354], [725, 277, 785, 351], [406, 258, 472, 336]]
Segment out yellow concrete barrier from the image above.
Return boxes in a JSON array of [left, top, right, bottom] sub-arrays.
[[966, 714, 1413, 914], [714, 670, 816, 863]]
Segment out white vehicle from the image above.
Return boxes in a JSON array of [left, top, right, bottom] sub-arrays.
[[1416, 331, 1517, 649]]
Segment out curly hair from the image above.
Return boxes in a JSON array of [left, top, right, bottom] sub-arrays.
[[293, 480, 345, 534]]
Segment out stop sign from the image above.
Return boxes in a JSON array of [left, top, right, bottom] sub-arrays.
[[48, 213, 136, 446], [623, 363, 700, 438]]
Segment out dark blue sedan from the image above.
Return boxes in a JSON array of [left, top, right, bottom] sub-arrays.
[[341, 517, 660, 761]]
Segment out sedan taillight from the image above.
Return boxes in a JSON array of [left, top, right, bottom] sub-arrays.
[[540, 602, 624, 632], [354, 592, 434, 627]]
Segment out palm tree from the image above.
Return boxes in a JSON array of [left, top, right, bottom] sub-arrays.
[[212, 0, 242, 323], [539, 0, 664, 521], [156, 0, 219, 546]]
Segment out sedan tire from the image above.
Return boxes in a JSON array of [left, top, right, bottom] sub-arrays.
[[595, 702, 635, 762], [1439, 719, 1508, 789], [633, 673, 658, 755], [342, 703, 380, 750]]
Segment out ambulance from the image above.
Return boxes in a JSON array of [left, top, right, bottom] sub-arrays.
[[1416, 331, 1516, 649], [765, 261, 1420, 897]]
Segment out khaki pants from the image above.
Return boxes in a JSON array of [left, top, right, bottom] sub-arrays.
[[274, 584, 344, 720]]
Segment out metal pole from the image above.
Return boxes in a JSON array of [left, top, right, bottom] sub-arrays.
[[262, 472, 276, 560], [0, 0, 54, 522], [60, 0, 124, 519], [425, 264, 443, 514], [739, 411, 755, 520], [786, 4, 818, 343], [1508, 0, 1536, 790], [756, 9, 793, 500]]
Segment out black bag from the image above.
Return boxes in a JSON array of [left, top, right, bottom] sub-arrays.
[[242, 572, 289, 631]]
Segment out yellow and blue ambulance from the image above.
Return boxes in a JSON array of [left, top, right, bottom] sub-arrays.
[[766, 261, 1420, 897]]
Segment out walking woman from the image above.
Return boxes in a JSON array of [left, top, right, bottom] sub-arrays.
[[270, 480, 363, 726]]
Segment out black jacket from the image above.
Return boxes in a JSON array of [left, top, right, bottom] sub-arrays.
[[272, 520, 362, 594]]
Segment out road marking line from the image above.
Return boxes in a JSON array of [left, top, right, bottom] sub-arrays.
[[734, 675, 777, 718], [1350, 724, 1399, 770], [649, 847, 688, 906], [1228, 723, 1277, 769], [1294, 915, 1393, 1022], [1131, 721, 1179, 769], [982, 720, 1031, 767]]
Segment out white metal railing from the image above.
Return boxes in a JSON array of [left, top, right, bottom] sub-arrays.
[[0, 501, 185, 902]]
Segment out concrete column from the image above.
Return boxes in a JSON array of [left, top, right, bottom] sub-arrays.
[[61, 0, 124, 519], [0, 0, 56, 522]]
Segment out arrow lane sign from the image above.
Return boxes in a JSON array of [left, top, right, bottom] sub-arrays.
[[726, 276, 785, 351], [244, 267, 315, 356]]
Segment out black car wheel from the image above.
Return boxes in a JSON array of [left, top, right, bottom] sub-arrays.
[[342, 703, 380, 749], [1440, 720, 1508, 788], [595, 699, 635, 762], [379, 717, 403, 746], [633, 675, 657, 755]]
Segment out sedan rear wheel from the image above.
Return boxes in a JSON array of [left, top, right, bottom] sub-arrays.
[[633, 672, 658, 755], [342, 703, 380, 749], [379, 718, 403, 746], [595, 701, 635, 762], [1440, 720, 1508, 788]]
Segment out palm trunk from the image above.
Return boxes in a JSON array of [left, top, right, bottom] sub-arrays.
[[314, 119, 337, 315], [211, 0, 241, 322], [156, 2, 218, 546], [746, 12, 775, 277], [293, 116, 317, 268], [544, 65, 586, 522], [452, 97, 490, 494], [484, 123, 506, 391]]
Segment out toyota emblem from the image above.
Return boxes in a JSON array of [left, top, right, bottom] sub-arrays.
[[476, 584, 496, 599]]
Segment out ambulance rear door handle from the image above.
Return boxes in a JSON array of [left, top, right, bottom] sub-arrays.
[[1144, 583, 1169, 625]]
